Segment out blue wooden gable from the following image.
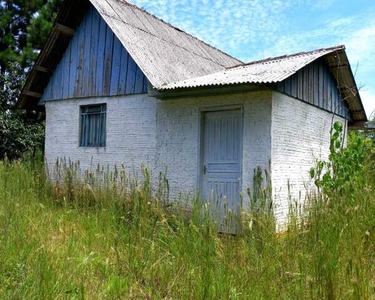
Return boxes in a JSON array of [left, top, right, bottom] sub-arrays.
[[274, 59, 352, 120], [40, 6, 148, 103]]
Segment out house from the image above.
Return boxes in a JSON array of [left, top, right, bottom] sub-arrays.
[[17, 0, 367, 226]]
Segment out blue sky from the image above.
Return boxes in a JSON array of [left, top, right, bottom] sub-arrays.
[[129, 0, 375, 119]]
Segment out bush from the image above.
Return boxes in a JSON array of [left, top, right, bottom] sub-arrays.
[[310, 121, 372, 199], [0, 111, 45, 160]]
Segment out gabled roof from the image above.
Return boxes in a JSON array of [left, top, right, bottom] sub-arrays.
[[89, 0, 241, 86], [17, 0, 366, 123], [160, 45, 366, 122], [17, 0, 241, 110]]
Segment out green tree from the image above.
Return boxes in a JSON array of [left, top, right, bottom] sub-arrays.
[[0, 0, 62, 74], [23, 0, 63, 70], [0, 0, 62, 160], [0, 63, 45, 159]]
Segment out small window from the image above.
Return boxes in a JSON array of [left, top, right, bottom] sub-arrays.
[[80, 104, 107, 147]]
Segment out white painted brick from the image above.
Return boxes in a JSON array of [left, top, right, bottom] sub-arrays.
[[45, 90, 347, 228], [45, 94, 157, 178], [155, 91, 272, 204], [46, 90, 273, 206], [271, 92, 346, 226]]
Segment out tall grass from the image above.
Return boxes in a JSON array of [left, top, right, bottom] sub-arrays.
[[0, 158, 374, 299]]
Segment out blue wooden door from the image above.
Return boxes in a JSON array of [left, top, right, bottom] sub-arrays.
[[201, 109, 242, 229]]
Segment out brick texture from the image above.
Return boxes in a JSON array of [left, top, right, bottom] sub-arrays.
[[155, 91, 272, 203], [45, 90, 347, 228], [271, 92, 346, 225], [45, 94, 156, 179]]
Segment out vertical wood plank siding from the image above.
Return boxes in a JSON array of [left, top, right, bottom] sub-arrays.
[[41, 6, 147, 103], [275, 59, 352, 120]]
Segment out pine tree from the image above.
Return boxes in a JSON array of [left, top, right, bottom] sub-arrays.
[[0, 0, 62, 75], [23, 0, 63, 71], [0, 0, 63, 159]]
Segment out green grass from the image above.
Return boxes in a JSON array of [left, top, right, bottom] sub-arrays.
[[0, 160, 374, 299]]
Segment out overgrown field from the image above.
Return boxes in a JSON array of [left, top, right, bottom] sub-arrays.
[[1, 133, 375, 299]]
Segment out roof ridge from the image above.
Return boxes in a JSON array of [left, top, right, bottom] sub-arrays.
[[228, 45, 346, 69], [119, 0, 243, 65]]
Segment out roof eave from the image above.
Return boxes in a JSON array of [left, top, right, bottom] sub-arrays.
[[324, 48, 367, 122], [151, 82, 269, 99], [17, 0, 90, 110]]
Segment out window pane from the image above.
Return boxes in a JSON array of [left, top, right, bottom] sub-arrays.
[[80, 104, 106, 147]]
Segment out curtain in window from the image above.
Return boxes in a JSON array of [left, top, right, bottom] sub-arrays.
[[80, 104, 106, 147]]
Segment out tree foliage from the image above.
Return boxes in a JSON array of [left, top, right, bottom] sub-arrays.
[[0, 0, 62, 160], [310, 121, 372, 199], [0, 0, 62, 72], [0, 64, 45, 159]]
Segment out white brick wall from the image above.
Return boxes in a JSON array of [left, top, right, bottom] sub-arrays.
[[45, 90, 347, 228], [271, 92, 346, 225], [45, 94, 156, 179], [45, 90, 273, 208], [155, 91, 272, 204]]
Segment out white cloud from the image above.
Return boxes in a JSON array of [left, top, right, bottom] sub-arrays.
[[327, 17, 354, 28], [128, 0, 298, 61], [308, 0, 337, 10]]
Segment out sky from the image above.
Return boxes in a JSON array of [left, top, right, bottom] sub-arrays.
[[129, 0, 375, 119]]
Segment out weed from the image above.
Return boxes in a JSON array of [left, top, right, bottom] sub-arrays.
[[0, 148, 374, 298]]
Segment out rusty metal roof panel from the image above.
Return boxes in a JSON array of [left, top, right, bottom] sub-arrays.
[[161, 46, 344, 90]]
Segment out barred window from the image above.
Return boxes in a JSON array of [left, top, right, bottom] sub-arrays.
[[80, 104, 106, 147]]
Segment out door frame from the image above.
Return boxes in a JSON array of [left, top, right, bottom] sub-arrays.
[[197, 104, 244, 202]]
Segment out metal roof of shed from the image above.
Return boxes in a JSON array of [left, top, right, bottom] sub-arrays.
[[161, 45, 345, 89], [160, 45, 366, 122]]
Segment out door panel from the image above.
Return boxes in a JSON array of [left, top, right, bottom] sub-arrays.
[[201, 109, 242, 230]]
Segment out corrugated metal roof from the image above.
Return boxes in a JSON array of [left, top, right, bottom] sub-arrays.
[[159, 44, 367, 122], [89, 0, 242, 88], [17, 0, 241, 109], [161, 46, 345, 90]]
